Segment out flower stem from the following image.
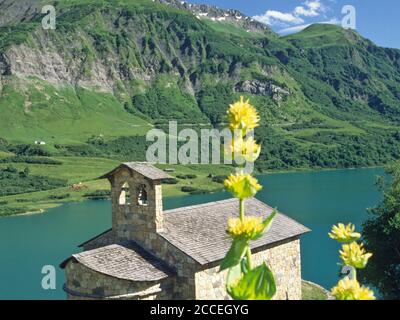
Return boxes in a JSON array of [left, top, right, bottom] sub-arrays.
[[350, 266, 357, 281], [239, 199, 245, 221], [239, 199, 253, 270], [246, 247, 253, 270]]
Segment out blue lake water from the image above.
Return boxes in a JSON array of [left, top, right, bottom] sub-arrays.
[[0, 167, 385, 299]]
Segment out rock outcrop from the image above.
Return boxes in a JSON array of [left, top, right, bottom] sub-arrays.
[[235, 80, 290, 101], [0, 0, 41, 27]]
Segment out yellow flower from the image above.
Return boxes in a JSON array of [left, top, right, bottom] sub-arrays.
[[329, 223, 361, 243], [227, 216, 264, 240], [331, 278, 375, 300], [225, 136, 261, 163], [227, 96, 260, 131], [224, 172, 262, 199], [340, 242, 373, 269]]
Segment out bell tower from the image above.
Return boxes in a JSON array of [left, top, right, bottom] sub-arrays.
[[100, 163, 172, 245]]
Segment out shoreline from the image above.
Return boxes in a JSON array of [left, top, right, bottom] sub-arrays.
[[13, 209, 45, 217], [263, 165, 384, 175], [301, 280, 334, 300], [0, 165, 386, 219]]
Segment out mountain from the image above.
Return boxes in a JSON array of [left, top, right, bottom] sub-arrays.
[[284, 24, 400, 121], [156, 0, 272, 34], [0, 0, 399, 169]]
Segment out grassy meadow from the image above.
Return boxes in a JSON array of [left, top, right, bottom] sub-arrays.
[[0, 151, 232, 216]]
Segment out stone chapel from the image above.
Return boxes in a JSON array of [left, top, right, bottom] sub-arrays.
[[60, 162, 310, 300]]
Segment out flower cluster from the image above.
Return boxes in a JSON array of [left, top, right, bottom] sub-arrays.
[[331, 278, 375, 300], [329, 223, 375, 300], [329, 223, 361, 243], [227, 96, 260, 131], [340, 242, 372, 269], [227, 216, 264, 240], [225, 136, 261, 163], [224, 172, 262, 200]]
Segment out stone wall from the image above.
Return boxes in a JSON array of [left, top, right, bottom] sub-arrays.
[[195, 237, 302, 300], [149, 234, 200, 299], [109, 167, 164, 242], [64, 259, 174, 300]]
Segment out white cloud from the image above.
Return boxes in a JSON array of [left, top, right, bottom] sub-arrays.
[[254, 0, 329, 27], [253, 10, 304, 25], [294, 1, 324, 17]]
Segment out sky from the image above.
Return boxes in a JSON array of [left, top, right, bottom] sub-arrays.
[[186, 0, 400, 49]]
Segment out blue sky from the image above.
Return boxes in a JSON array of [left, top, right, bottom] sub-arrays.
[[186, 0, 400, 49]]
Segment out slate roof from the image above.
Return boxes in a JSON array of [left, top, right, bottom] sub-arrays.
[[160, 198, 310, 265], [70, 197, 310, 272], [99, 162, 172, 181], [61, 242, 174, 282], [78, 228, 113, 248]]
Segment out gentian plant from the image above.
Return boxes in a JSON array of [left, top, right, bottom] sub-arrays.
[[219, 97, 277, 300], [329, 223, 375, 300]]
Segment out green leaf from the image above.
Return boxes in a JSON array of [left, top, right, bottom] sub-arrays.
[[219, 238, 248, 272], [226, 263, 242, 290], [228, 263, 276, 300], [262, 209, 277, 232], [251, 209, 277, 241], [241, 257, 249, 274]]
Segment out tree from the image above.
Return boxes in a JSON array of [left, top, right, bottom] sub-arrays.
[[361, 162, 400, 299]]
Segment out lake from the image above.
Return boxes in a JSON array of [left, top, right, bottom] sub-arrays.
[[0, 167, 385, 300]]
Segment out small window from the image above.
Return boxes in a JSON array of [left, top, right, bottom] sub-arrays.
[[137, 185, 148, 206], [119, 182, 132, 205]]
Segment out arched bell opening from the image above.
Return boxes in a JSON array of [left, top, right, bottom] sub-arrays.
[[119, 182, 132, 206]]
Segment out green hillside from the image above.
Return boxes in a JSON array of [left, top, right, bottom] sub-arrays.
[[284, 23, 362, 48], [0, 0, 400, 214], [283, 24, 400, 122], [0, 77, 151, 144]]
